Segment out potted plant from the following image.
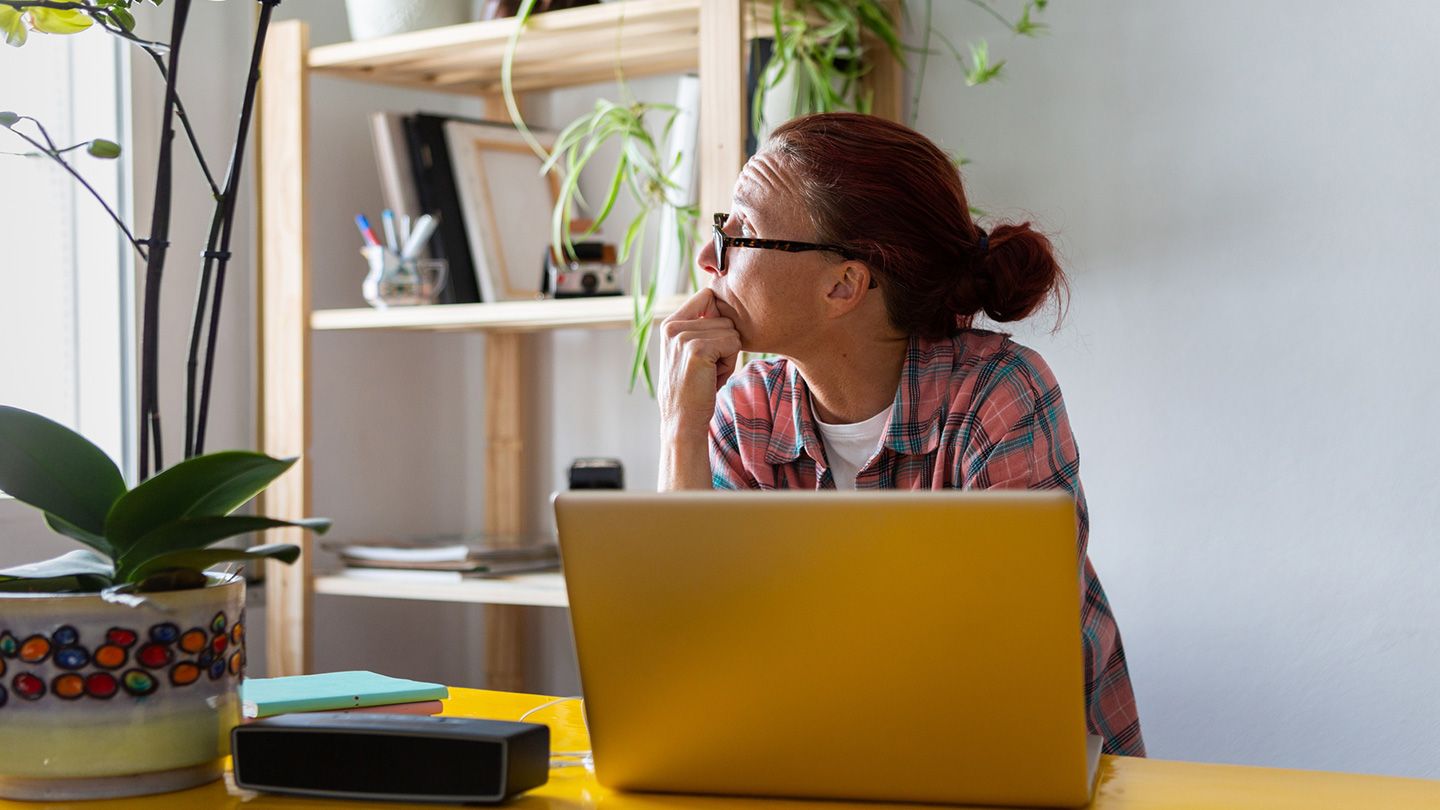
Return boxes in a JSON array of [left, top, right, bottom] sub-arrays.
[[0, 0, 328, 800]]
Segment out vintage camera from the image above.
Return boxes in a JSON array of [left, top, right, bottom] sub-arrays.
[[543, 241, 622, 298]]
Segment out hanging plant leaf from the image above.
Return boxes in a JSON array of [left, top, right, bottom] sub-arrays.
[[0, 406, 126, 537]]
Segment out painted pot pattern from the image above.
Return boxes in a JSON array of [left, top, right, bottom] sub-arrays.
[[0, 578, 245, 783], [0, 612, 244, 709]]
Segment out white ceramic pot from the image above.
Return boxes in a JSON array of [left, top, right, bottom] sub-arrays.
[[0, 577, 245, 801], [345, 0, 471, 41]]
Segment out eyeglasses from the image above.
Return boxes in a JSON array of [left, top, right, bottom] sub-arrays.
[[712, 213, 872, 287]]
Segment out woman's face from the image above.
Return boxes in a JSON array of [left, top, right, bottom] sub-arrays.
[[696, 152, 842, 355]]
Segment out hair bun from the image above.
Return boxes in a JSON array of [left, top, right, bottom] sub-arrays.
[[968, 222, 1066, 324]]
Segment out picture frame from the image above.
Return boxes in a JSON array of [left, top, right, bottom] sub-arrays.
[[443, 121, 560, 302]]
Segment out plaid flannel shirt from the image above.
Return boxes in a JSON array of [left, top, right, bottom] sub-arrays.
[[709, 330, 1146, 756]]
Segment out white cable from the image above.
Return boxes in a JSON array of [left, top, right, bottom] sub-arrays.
[[517, 696, 594, 770]]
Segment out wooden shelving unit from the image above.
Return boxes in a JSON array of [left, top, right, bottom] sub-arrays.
[[256, 0, 900, 689]]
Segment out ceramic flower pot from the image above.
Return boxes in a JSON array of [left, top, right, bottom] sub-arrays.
[[0, 577, 245, 801]]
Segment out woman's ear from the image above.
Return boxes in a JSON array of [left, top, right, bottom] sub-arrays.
[[824, 262, 873, 312]]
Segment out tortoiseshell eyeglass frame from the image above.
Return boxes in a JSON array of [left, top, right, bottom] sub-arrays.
[[712, 213, 875, 288]]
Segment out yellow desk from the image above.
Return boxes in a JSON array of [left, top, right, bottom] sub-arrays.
[[6, 688, 1437, 810]]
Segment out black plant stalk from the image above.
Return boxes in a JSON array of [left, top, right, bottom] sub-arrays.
[[138, 0, 194, 481], [187, 0, 279, 457]]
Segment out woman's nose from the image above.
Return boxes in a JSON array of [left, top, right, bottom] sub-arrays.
[[697, 238, 721, 277]]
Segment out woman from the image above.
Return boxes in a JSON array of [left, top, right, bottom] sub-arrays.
[[657, 112, 1145, 757]]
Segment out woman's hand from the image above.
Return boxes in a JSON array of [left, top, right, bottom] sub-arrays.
[[657, 289, 739, 491], [659, 288, 741, 434]]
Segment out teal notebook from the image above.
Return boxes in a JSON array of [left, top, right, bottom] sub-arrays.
[[240, 670, 450, 719]]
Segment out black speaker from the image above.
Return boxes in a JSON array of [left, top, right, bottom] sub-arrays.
[[232, 713, 550, 804]]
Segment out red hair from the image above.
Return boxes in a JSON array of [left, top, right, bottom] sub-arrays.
[[764, 112, 1067, 336]]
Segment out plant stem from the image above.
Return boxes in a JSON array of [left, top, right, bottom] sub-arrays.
[[910, 0, 933, 126], [138, 0, 193, 481], [146, 53, 221, 199], [4, 120, 148, 261], [960, 0, 1013, 31], [189, 0, 278, 457]]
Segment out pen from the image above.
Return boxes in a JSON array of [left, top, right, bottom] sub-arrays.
[[400, 214, 412, 248], [355, 214, 381, 248], [400, 213, 439, 259], [381, 209, 398, 253]]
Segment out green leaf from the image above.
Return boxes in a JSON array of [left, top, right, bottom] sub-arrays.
[[108, 6, 136, 32], [0, 8, 27, 47], [105, 451, 296, 555], [0, 549, 115, 581], [127, 543, 301, 583], [87, 138, 121, 159], [965, 40, 1005, 87], [0, 111, 17, 127], [1015, 3, 1048, 37], [0, 574, 111, 593], [117, 514, 330, 581], [45, 512, 116, 559], [0, 405, 126, 537]]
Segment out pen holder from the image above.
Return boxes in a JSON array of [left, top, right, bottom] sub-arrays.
[[361, 246, 447, 309]]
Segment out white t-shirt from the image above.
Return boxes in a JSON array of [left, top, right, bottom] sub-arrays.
[[813, 406, 891, 489]]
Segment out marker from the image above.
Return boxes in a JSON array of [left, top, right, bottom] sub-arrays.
[[355, 214, 380, 247], [400, 213, 439, 259], [381, 209, 398, 252], [400, 214, 412, 248]]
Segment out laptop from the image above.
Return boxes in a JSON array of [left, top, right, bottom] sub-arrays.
[[553, 490, 1104, 808]]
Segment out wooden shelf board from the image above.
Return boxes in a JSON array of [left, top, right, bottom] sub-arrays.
[[314, 572, 569, 608], [311, 294, 687, 333], [307, 0, 772, 95]]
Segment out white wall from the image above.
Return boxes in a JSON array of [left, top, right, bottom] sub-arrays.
[[915, 1, 1440, 778]]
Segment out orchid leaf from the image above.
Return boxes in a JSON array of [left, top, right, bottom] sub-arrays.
[[127, 543, 302, 583], [45, 512, 116, 558], [117, 515, 330, 582], [0, 549, 115, 582], [0, 406, 126, 537], [105, 451, 296, 554]]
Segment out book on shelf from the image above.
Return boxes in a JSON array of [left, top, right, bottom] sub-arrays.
[[404, 113, 484, 304], [322, 536, 560, 578], [239, 670, 449, 719], [368, 112, 422, 238], [336, 558, 561, 583]]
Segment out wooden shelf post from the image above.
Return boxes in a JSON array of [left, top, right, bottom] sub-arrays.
[[258, 19, 313, 677], [699, 0, 746, 216]]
